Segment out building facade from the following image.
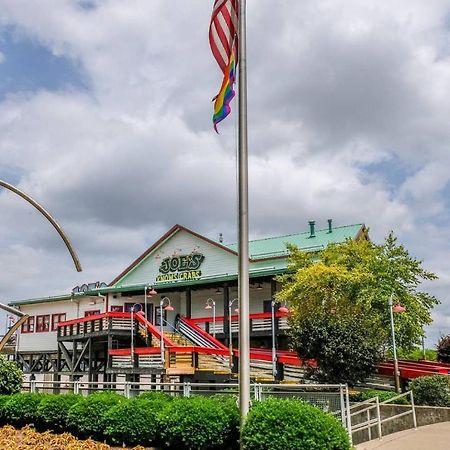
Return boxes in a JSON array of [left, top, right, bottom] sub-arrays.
[[9, 220, 366, 383]]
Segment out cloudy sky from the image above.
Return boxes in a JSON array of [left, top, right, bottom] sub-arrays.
[[0, 0, 449, 345]]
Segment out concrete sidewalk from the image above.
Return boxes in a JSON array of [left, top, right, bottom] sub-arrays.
[[356, 422, 450, 449]]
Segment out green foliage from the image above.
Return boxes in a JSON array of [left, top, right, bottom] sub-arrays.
[[277, 232, 439, 385], [396, 346, 437, 361], [409, 375, 450, 406], [158, 396, 237, 450], [3, 393, 47, 428], [37, 394, 81, 432], [136, 390, 173, 403], [349, 390, 409, 405], [437, 334, 450, 363], [0, 395, 10, 425], [241, 398, 350, 450], [104, 397, 161, 446], [66, 391, 124, 440], [289, 311, 383, 385], [278, 233, 438, 351], [0, 356, 23, 395]]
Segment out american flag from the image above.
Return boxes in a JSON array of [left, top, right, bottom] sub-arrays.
[[209, 0, 239, 74]]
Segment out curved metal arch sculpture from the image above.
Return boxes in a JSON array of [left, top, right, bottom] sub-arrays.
[[0, 179, 82, 272]]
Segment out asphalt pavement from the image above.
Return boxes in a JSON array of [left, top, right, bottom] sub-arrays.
[[356, 422, 450, 449]]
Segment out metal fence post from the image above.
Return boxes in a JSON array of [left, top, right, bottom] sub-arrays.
[[73, 381, 80, 395], [345, 385, 353, 445], [375, 396, 382, 439], [30, 380, 36, 393], [410, 391, 417, 429], [183, 382, 191, 397], [124, 382, 131, 399], [339, 385, 346, 428]]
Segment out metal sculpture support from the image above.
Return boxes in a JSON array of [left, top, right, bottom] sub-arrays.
[[0, 180, 82, 272]]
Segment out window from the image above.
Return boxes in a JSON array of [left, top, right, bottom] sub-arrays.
[[110, 305, 123, 312], [51, 313, 66, 331], [21, 317, 34, 333], [263, 300, 273, 313], [84, 310, 100, 317], [36, 315, 50, 332]]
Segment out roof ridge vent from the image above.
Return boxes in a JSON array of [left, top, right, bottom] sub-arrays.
[[308, 220, 316, 238]]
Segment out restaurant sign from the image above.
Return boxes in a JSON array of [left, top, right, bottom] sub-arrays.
[[156, 253, 205, 282]]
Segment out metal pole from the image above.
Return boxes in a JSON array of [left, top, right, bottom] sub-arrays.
[[238, 0, 250, 430], [130, 307, 134, 365], [388, 296, 401, 393], [160, 300, 165, 365], [144, 286, 147, 323], [213, 301, 216, 338], [229, 300, 233, 368], [271, 301, 277, 378]]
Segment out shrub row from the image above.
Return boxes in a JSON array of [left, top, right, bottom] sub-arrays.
[[0, 391, 351, 449]]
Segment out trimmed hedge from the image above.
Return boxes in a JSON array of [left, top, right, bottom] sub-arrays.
[[37, 394, 81, 432], [410, 375, 450, 407], [241, 398, 351, 450], [66, 391, 124, 440], [3, 393, 47, 428], [349, 389, 409, 405], [158, 396, 237, 450]]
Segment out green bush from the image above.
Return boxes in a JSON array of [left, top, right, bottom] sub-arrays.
[[3, 393, 47, 428], [66, 391, 124, 440], [0, 356, 23, 395], [0, 395, 10, 426], [37, 394, 81, 432], [349, 390, 409, 405], [158, 396, 235, 450], [136, 390, 174, 403], [104, 397, 163, 446], [241, 398, 351, 450], [409, 375, 450, 406]]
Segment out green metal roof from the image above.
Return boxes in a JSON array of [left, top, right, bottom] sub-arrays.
[[227, 223, 364, 260], [9, 223, 364, 306]]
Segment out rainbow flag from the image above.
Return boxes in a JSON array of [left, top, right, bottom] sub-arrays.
[[212, 53, 236, 133]]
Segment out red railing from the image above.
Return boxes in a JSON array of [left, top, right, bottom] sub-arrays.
[[58, 311, 129, 327], [180, 317, 228, 350], [190, 311, 289, 324]]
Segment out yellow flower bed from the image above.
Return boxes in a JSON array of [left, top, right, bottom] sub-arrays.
[[0, 425, 146, 450]]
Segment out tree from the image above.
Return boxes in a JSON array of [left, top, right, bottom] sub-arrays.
[[437, 334, 450, 363], [0, 355, 23, 395], [277, 232, 438, 383]]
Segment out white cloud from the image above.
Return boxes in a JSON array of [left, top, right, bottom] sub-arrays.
[[0, 0, 448, 344]]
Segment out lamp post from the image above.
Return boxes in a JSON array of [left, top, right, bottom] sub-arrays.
[[159, 297, 174, 365], [388, 295, 406, 393], [271, 301, 289, 379], [228, 298, 239, 368], [130, 303, 141, 365], [205, 298, 216, 338]]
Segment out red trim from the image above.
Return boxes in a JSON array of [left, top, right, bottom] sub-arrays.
[[191, 311, 289, 324], [36, 314, 50, 333], [58, 312, 129, 327], [133, 312, 176, 347]]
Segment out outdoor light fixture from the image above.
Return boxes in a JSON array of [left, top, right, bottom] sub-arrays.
[[159, 297, 174, 364], [130, 303, 141, 365], [205, 298, 216, 337], [148, 287, 157, 296], [256, 283, 263, 290], [388, 296, 406, 393], [278, 304, 290, 314], [215, 287, 222, 294]]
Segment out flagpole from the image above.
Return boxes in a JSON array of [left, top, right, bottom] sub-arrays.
[[238, 0, 250, 430]]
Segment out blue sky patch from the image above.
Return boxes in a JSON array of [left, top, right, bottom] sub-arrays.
[[0, 28, 89, 100]]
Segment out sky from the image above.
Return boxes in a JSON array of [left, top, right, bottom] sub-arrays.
[[0, 0, 449, 345]]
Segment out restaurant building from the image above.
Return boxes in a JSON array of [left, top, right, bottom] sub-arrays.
[[9, 220, 367, 383]]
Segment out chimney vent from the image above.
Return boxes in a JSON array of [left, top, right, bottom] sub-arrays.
[[328, 219, 333, 233], [219, 233, 223, 243], [309, 220, 316, 238]]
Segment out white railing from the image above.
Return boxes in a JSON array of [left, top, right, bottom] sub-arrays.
[[252, 317, 272, 332]]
